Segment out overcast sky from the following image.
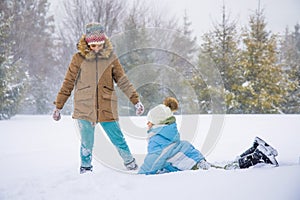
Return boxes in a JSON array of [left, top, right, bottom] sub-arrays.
[[50, 0, 300, 37], [153, 0, 300, 35]]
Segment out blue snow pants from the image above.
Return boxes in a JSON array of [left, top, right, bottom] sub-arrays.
[[77, 119, 134, 168]]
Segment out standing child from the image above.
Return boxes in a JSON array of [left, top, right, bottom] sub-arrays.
[[52, 22, 144, 173], [138, 97, 211, 175]]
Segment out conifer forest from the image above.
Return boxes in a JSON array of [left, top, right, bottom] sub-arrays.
[[0, 0, 299, 119]]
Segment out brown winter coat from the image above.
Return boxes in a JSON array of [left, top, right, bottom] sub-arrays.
[[54, 35, 139, 122]]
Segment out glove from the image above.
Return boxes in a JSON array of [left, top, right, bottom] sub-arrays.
[[135, 101, 144, 116], [52, 108, 61, 121], [197, 159, 211, 170]]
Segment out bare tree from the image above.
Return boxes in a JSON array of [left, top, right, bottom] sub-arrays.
[[58, 0, 126, 45]]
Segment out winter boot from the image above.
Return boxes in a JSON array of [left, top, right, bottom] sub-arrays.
[[238, 144, 279, 169], [237, 139, 259, 160], [239, 143, 258, 158], [238, 136, 278, 159], [238, 150, 263, 169], [80, 166, 93, 174], [124, 158, 138, 170], [254, 137, 278, 156], [256, 144, 279, 166]]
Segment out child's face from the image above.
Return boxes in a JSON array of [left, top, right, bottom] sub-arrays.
[[90, 43, 104, 53], [147, 121, 153, 130]]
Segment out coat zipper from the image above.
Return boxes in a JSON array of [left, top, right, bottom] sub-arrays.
[[95, 55, 99, 122]]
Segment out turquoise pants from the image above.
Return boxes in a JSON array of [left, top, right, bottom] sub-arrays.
[[77, 119, 134, 167]]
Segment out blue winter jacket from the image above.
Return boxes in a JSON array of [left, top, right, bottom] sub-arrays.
[[138, 122, 205, 175]]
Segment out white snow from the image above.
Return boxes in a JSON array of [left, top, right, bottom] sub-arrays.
[[1, 114, 300, 200], [242, 81, 250, 87]]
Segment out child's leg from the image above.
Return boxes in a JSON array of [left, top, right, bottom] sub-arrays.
[[239, 142, 259, 157], [238, 150, 262, 169], [238, 144, 278, 168], [100, 121, 135, 166], [226, 137, 279, 170], [77, 119, 95, 168], [240, 137, 278, 158]]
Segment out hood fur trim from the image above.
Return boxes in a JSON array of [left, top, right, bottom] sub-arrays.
[[77, 34, 113, 60]]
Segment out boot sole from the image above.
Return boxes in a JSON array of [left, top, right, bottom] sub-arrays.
[[255, 137, 278, 156], [256, 145, 279, 166]]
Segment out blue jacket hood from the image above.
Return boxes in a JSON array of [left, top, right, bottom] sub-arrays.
[[147, 123, 180, 153]]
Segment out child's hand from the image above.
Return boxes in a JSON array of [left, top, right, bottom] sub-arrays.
[[52, 108, 61, 121], [135, 101, 144, 116]]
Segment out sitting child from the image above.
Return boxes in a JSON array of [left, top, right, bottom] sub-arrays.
[[138, 97, 211, 175], [138, 97, 279, 174]]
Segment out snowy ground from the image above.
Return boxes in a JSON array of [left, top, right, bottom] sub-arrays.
[[0, 114, 300, 200]]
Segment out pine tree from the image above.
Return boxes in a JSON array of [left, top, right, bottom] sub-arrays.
[[172, 10, 198, 62], [116, 2, 199, 114], [115, 1, 155, 115], [118, 1, 152, 71], [0, 8, 27, 119], [279, 23, 300, 113], [170, 10, 198, 75], [232, 8, 290, 113], [0, 14, 11, 119], [196, 4, 240, 113], [1, 0, 58, 114], [166, 11, 200, 113]]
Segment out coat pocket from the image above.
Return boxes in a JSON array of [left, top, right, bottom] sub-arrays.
[[74, 85, 93, 115], [102, 86, 117, 101], [77, 85, 91, 91], [101, 86, 118, 120]]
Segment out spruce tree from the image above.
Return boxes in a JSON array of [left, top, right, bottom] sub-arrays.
[[196, 4, 240, 113], [1, 0, 58, 114], [279, 23, 300, 113], [232, 8, 290, 113], [168, 11, 200, 113], [0, 8, 27, 119], [0, 14, 11, 119]]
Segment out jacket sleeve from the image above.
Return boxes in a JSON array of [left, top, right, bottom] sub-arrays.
[[54, 53, 82, 109], [112, 58, 139, 105]]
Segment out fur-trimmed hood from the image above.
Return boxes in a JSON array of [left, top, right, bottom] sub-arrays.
[[77, 34, 113, 60]]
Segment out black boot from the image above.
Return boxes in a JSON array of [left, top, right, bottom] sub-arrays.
[[239, 142, 259, 158], [254, 137, 278, 156], [239, 136, 278, 158], [80, 166, 93, 174], [255, 144, 279, 166], [124, 158, 138, 170], [238, 149, 262, 169], [238, 144, 279, 169]]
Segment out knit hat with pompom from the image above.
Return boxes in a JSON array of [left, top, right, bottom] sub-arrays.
[[147, 104, 173, 125], [85, 22, 107, 45]]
